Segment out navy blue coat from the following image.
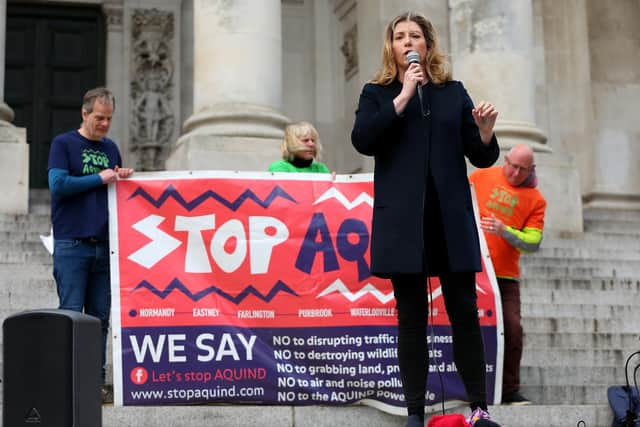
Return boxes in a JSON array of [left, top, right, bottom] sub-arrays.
[[351, 80, 499, 277]]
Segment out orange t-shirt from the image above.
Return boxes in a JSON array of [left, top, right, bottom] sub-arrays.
[[469, 166, 546, 279]]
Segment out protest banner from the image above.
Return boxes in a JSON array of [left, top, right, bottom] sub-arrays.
[[108, 172, 502, 413]]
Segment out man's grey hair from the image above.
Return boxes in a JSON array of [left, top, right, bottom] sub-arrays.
[[82, 87, 115, 113]]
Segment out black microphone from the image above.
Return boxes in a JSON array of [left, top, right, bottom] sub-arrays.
[[406, 51, 429, 117]]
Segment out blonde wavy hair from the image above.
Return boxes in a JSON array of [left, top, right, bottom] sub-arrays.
[[281, 121, 323, 161], [371, 12, 451, 85]]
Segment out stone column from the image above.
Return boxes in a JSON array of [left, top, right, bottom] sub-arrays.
[[0, 0, 29, 214], [449, 0, 582, 233], [166, 0, 289, 171], [0, 0, 13, 124], [450, 0, 547, 151], [539, 0, 594, 195], [583, 0, 640, 210], [102, 0, 127, 165]]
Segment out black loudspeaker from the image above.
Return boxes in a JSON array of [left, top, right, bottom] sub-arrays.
[[3, 309, 102, 427]]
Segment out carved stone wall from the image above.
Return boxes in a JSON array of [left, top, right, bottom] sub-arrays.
[[128, 7, 178, 171], [340, 23, 357, 80], [103, 1, 123, 29], [332, 0, 365, 174]]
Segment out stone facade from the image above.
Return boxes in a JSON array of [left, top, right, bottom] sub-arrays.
[[0, 0, 27, 213], [129, 7, 177, 170], [1, 0, 638, 231]]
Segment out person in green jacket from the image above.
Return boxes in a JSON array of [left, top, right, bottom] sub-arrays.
[[268, 121, 330, 173]]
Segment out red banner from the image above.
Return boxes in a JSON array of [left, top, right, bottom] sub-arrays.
[[109, 172, 502, 413]]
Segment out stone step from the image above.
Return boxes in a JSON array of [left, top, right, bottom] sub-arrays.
[[0, 229, 52, 243], [585, 212, 640, 223], [490, 404, 611, 427], [27, 202, 50, 215], [524, 331, 640, 349], [520, 381, 637, 406], [521, 302, 638, 319], [524, 256, 640, 267], [521, 383, 614, 406], [525, 386, 613, 406], [0, 402, 613, 427], [583, 207, 640, 221], [0, 282, 56, 312], [522, 287, 640, 305], [0, 284, 57, 313], [521, 348, 630, 367], [0, 218, 51, 231], [522, 316, 638, 333], [100, 404, 614, 427], [0, 240, 51, 253], [535, 245, 640, 260], [0, 251, 53, 264], [583, 208, 640, 225], [0, 212, 50, 223], [0, 274, 55, 288], [584, 218, 640, 234], [520, 365, 632, 387], [29, 188, 51, 202], [543, 231, 640, 247], [0, 263, 54, 278], [519, 277, 640, 292], [520, 263, 638, 278]]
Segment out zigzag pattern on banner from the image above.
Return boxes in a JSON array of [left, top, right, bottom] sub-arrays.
[[316, 279, 395, 304], [315, 279, 485, 304], [128, 184, 297, 211], [312, 187, 373, 210], [132, 278, 299, 303]]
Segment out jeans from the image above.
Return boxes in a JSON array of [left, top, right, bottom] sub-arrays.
[[53, 239, 111, 384], [391, 272, 487, 416]]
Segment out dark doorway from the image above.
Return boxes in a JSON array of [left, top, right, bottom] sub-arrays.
[[5, 3, 105, 188]]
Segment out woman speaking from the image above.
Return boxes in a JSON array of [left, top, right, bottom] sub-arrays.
[[351, 11, 500, 427]]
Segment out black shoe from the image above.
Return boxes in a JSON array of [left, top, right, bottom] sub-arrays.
[[474, 420, 502, 427], [502, 390, 531, 405], [101, 384, 114, 404], [405, 414, 424, 427]]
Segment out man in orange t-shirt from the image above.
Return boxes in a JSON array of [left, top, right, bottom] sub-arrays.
[[469, 144, 546, 406]]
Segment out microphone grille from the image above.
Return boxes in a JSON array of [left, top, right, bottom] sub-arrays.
[[406, 51, 420, 64]]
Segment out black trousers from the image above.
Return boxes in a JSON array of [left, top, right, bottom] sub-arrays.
[[391, 272, 487, 415], [497, 278, 523, 395]]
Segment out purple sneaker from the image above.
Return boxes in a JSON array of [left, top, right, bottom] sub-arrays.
[[467, 407, 491, 426]]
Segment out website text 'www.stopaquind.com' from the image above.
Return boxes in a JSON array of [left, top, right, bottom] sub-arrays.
[[129, 385, 265, 402]]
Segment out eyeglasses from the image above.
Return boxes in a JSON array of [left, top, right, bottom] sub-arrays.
[[505, 157, 533, 173]]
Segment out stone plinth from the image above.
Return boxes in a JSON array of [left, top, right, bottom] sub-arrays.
[[0, 123, 28, 214]]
